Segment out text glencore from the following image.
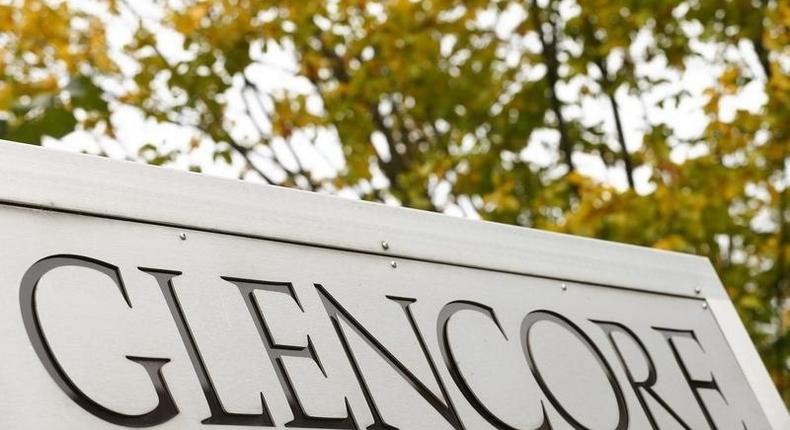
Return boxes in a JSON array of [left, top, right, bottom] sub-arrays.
[[22, 255, 737, 429]]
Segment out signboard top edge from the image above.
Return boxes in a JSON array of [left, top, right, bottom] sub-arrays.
[[0, 139, 717, 298]]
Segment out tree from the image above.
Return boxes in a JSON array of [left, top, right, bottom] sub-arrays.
[[1, 0, 787, 401]]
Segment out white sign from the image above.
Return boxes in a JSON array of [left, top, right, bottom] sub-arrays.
[[0, 141, 786, 429]]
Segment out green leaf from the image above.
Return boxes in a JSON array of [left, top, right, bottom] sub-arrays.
[[6, 106, 77, 145]]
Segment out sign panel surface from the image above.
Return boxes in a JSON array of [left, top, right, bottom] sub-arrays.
[[0, 205, 775, 430], [0, 142, 786, 429]]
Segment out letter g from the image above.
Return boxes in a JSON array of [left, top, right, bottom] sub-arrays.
[[19, 255, 178, 427]]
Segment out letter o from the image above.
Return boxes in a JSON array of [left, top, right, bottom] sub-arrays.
[[521, 310, 628, 430]]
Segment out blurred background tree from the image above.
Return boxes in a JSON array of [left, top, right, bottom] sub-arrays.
[[1, 0, 787, 401]]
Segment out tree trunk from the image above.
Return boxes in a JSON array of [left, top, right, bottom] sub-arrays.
[[529, 3, 576, 178]]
